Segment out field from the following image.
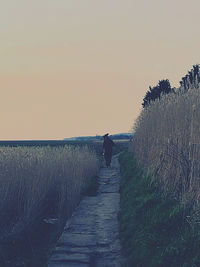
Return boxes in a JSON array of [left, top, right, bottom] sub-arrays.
[[0, 139, 130, 154], [0, 144, 99, 266]]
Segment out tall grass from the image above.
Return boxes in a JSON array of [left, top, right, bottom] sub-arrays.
[[131, 86, 200, 211], [0, 145, 99, 243]]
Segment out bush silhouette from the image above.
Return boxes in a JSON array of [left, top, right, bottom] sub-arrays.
[[142, 79, 173, 108]]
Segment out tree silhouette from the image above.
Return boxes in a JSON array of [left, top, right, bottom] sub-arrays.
[[142, 79, 173, 108], [179, 64, 200, 90]]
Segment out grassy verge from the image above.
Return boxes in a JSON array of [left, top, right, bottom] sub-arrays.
[[119, 151, 200, 267]]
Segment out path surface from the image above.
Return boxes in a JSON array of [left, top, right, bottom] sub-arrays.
[[48, 154, 123, 267]]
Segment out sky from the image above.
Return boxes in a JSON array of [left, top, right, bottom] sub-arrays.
[[1, 0, 200, 139]]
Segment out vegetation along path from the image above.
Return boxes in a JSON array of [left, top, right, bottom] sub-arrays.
[[48, 154, 123, 267]]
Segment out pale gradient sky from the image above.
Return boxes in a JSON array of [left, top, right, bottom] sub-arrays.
[[1, 0, 200, 139]]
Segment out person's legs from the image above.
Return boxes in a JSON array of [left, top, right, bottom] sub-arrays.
[[105, 153, 112, 167], [104, 154, 109, 167]]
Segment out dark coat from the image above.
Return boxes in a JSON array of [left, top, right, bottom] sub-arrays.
[[103, 137, 115, 155]]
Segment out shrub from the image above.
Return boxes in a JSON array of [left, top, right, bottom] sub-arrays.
[[142, 79, 173, 108]]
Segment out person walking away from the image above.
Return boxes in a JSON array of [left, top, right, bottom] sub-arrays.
[[103, 133, 115, 167]]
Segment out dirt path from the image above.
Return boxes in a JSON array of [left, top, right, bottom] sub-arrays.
[[48, 154, 123, 267]]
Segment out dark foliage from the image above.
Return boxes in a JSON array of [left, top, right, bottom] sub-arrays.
[[179, 64, 200, 91], [142, 79, 173, 108]]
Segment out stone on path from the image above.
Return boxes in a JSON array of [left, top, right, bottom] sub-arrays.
[[48, 154, 123, 267]]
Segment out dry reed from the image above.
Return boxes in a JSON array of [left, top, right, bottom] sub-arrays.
[[0, 145, 99, 241], [131, 86, 200, 211]]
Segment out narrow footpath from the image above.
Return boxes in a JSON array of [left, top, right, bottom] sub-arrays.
[[48, 154, 123, 267]]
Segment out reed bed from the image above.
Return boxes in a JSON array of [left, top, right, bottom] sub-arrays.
[[131, 87, 200, 212], [0, 145, 99, 242]]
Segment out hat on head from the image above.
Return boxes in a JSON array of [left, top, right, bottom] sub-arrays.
[[103, 133, 109, 138]]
